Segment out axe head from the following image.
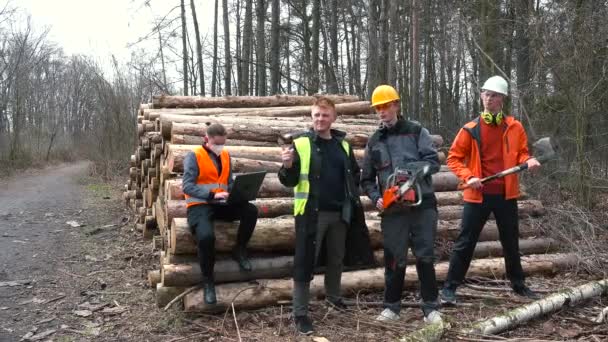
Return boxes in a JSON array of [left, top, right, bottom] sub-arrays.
[[532, 137, 558, 162], [277, 133, 294, 146]]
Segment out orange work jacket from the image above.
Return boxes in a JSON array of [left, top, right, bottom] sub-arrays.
[[184, 146, 231, 207], [447, 115, 531, 203]]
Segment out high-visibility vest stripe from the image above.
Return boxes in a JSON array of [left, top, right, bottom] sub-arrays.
[[293, 137, 350, 215]]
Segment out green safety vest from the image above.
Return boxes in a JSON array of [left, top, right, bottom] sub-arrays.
[[293, 136, 350, 215]]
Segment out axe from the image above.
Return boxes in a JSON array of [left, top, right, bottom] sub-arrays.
[[459, 137, 558, 189]]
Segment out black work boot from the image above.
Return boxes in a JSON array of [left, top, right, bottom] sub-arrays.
[[232, 246, 252, 272], [202, 280, 217, 305], [513, 284, 540, 300], [294, 315, 313, 335], [440, 286, 457, 306], [326, 297, 348, 311]]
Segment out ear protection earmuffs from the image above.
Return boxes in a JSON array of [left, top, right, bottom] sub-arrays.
[[481, 111, 504, 125]]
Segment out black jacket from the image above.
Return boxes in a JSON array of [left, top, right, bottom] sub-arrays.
[[278, 129, 375, 282], [361, 118, 440, 209]]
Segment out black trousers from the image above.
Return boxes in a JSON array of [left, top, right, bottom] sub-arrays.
[[445, 194, 525, 289], [381, 207, 439, 315], [186, 203, 258, 281]]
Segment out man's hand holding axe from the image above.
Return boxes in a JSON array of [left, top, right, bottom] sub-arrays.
[[461, 137, 557, 190]]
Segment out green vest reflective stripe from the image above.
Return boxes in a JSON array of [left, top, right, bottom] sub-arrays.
[[293, 136, 350, 215]]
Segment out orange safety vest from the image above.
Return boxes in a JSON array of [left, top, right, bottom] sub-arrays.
[[447, 115, 531, 203], [184, 146, 231, 207]]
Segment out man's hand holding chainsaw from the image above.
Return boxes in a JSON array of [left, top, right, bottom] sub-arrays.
[[375, 198, 384, 210]]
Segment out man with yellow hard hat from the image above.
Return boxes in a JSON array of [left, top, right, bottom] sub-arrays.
[[361, 85, 443, 324]]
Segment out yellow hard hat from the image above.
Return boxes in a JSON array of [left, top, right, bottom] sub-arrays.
[[371, 85, 400, 107]]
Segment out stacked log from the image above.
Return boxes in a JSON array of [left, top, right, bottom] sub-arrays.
[[124, 95, 562, 311]]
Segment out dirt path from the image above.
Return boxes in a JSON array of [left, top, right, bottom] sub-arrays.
[[1, 162, 605, 342], [0, 162, 163, 342]]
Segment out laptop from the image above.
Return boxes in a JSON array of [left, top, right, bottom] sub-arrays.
[[211, 171, 267, 205]]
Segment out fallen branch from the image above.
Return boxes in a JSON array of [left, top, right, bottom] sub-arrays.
[[464, 279, 608, 336], [163, 285, 199, 311]]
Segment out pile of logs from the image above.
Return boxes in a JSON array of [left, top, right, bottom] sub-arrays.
[[124, 94, 570, 312]]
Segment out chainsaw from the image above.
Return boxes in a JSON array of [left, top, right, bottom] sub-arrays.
[[382, 164, 431, 209]]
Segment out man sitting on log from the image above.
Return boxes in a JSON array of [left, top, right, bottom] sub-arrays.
[[182, 123, 258, 305], [361, 84, 443, 324], [440, 76, 541, 305], [279, 96, 374, 335]]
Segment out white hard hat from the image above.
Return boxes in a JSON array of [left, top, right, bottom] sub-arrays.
[[481, 76, 509, 96]]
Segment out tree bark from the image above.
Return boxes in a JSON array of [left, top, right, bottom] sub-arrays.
[[190, 0, 205, 95], [222, 0, 232, 95], [310, 0, 320, 94], [255, 0, 267, 96], [269, 0, 281, 94], [180, 0, 189, 95], [165, 144, 367, 170], [465, 279, 608, 336], [161, 238, 555, 287], [212, 0, 219, 96], [167, 206, 541, 255], [166, 177, 484, 205], [183, 253, 578, 311], [240, 0, 253, 95], [162, 256, 295, 286], [155, 283, 188, 308], [152, 94, 360, 109], [148, 270, 161, 288]]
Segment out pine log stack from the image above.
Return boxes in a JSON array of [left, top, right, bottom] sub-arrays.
[[124, 95, 565, 312]]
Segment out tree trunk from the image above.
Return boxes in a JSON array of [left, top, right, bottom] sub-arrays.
[[240, 0, 253, 95], [148, 270, 161, 288], [180, 0, 189, 95], [269, 0, 281, 94], [310, 0, 320, 94], [465, 279, 608, 336], [155, 284, 188, 308], [165, 143, 361, 169], [479, 0, 502, 80], [162, 256, 295, 286], [326, 0, 339, 93], [515, 0, 532, 120], [183, 253, 578, 311], [410, 0, 420, 119], [168, 214, 541, 256], [255, 0, 267, 96], [222, 0, 232, 95], [166, 177, 478, 205], [190, 0, 205, 96], [367, 0, 380, 93], [161, 238, 554, 287], [152, 94, 359, 109], [212, 0, 219, 96]]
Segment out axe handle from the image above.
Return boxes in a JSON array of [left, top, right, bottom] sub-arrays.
[[480, 162, 528, 183], [458, 162, 528, 190]]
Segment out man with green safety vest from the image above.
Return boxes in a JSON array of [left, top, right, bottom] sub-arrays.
[[278, 96, 374, 335]]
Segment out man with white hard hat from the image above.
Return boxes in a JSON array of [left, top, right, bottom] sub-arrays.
[[440, 75, 542, 305]]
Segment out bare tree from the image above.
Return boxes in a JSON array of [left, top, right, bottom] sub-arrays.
[[190, 0, 205, 96], [269, 0, 281, 94], [310, 0, 320, 94], [240, 0, 253, 95], [180, 0, 188, 95], [255, 0, 267, 95], [212, 0, 219, 96]]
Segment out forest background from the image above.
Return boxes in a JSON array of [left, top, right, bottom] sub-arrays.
[[0, 0, 606, 208]]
